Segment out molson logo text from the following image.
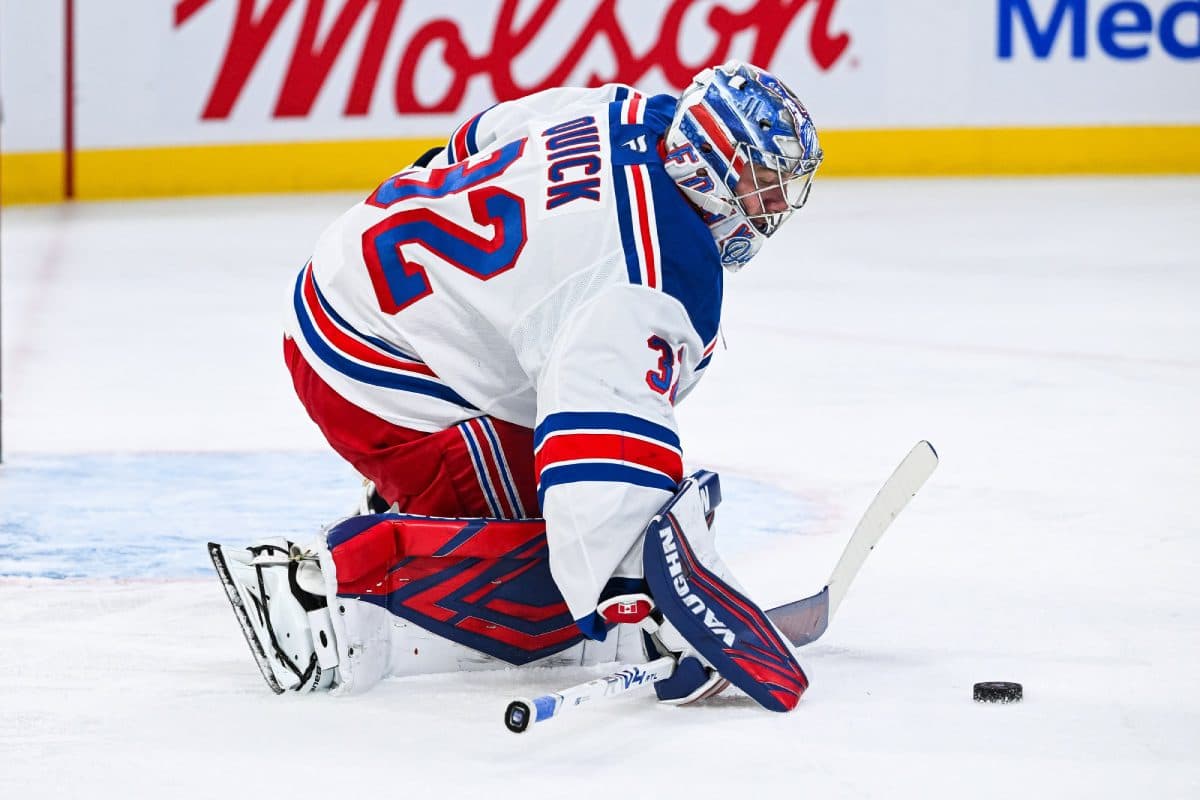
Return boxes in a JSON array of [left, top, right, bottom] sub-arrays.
[[174, 0, 851, 119]]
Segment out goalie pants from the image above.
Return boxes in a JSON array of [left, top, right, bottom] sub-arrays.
[[284, 336, 540, 519]]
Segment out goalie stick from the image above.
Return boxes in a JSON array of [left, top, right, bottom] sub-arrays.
[[503, 440, 939, 733], [765, 439, 939, 646]]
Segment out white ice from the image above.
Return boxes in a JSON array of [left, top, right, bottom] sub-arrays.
[[2, 177, 1198, 798]]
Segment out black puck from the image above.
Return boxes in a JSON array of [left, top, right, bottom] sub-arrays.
[[974, 681, 1022, 703]]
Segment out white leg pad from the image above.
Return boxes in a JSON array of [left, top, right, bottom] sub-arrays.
[[313, 540, 650, 693]]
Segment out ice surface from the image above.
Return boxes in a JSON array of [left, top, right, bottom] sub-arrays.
[[2, 178, 1198, 798]]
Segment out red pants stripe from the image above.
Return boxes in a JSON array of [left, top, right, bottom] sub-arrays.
[[284, 337, 539, 518]]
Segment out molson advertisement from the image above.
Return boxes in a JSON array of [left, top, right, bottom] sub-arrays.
[[1, 0, 1196, 202], [181, 0, 849, 120]]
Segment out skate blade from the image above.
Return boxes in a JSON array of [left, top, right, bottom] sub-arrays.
[[208, 542, 286, 695]]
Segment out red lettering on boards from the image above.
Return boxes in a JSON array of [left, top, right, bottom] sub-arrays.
[[176, 0, 851, 120]]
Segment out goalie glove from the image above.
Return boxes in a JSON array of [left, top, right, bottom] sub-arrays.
[[597, 593, 729, 705]]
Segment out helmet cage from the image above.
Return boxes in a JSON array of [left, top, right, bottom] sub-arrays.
[[728, 140, 819, 237]]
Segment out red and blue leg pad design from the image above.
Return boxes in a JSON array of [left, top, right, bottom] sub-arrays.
[[327, 513, 588, 665], [642, 491, 809, 712]]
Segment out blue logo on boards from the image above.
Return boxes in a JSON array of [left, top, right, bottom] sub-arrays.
[[998, 0, 1200, 60]]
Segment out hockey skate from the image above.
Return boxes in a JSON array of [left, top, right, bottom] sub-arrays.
[[208, 538, 339, 693]]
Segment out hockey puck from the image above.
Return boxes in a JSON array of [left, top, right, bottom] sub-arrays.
[[973, 681, 1022, 703]]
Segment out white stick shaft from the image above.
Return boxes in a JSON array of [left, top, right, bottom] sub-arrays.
[[826, 440, 938, 617], [505, 657, 676, 733]]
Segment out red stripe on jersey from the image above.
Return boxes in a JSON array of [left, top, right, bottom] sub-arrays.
[[625, 92, 642, 125], [535, 433, 683, 482], [301, 266, 436, 376], [630, 166, 658, 288], [451, 115, 472, 162]]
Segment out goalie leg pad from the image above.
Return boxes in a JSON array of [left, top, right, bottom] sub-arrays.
[[325, 513, 589, 666], [642, 476, 809, 712]]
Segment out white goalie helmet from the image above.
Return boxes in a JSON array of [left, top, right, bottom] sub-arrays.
[[663, 60, 823, 271]]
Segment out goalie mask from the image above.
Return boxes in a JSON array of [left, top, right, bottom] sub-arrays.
[[663, 61, 823, 271]]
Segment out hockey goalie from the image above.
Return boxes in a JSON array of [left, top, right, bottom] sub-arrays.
[[210, 60, 822, 712]]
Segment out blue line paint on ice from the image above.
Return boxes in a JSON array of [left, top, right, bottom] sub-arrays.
[[0, 453, 816, 579], [0, 452, 360, 579]]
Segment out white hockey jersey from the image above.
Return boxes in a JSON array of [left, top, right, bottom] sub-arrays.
[[284, 85, 724, 632]]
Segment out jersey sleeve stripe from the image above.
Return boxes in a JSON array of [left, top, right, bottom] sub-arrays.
[[630, 164, 660, 289], [609, 102, 644, 286], [697, 333, 719, 370], [625, 91, 643, 125], [613, 161, 660, 290], [534, 434, 683, 484], [609, 91, 660, 291], [292, 268, 476, 408], [537, 463, 680, 506], [534, 413, 683, 503], [533, 411, 680, 450], [301, 264, 436, 375]]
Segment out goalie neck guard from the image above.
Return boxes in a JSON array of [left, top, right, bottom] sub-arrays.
[[663, 60, 823, 271]]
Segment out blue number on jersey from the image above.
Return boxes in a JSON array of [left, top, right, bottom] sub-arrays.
[[363, 139, 528, 314], [645, 335, 675, 394]]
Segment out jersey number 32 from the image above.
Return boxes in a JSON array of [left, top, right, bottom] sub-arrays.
[[362, 139, 528, 314]]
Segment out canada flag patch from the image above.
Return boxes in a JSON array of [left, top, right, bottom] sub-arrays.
[[598, 593, 653, 625]]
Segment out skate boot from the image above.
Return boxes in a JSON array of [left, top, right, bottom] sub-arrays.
[[208, 537, 339, 693]]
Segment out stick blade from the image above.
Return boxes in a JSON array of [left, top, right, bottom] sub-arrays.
[[766, 587, 830, 647], [766, 441, 938, 648]]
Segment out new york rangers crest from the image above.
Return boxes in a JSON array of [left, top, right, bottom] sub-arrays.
[[719, 225, 755, 268]]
